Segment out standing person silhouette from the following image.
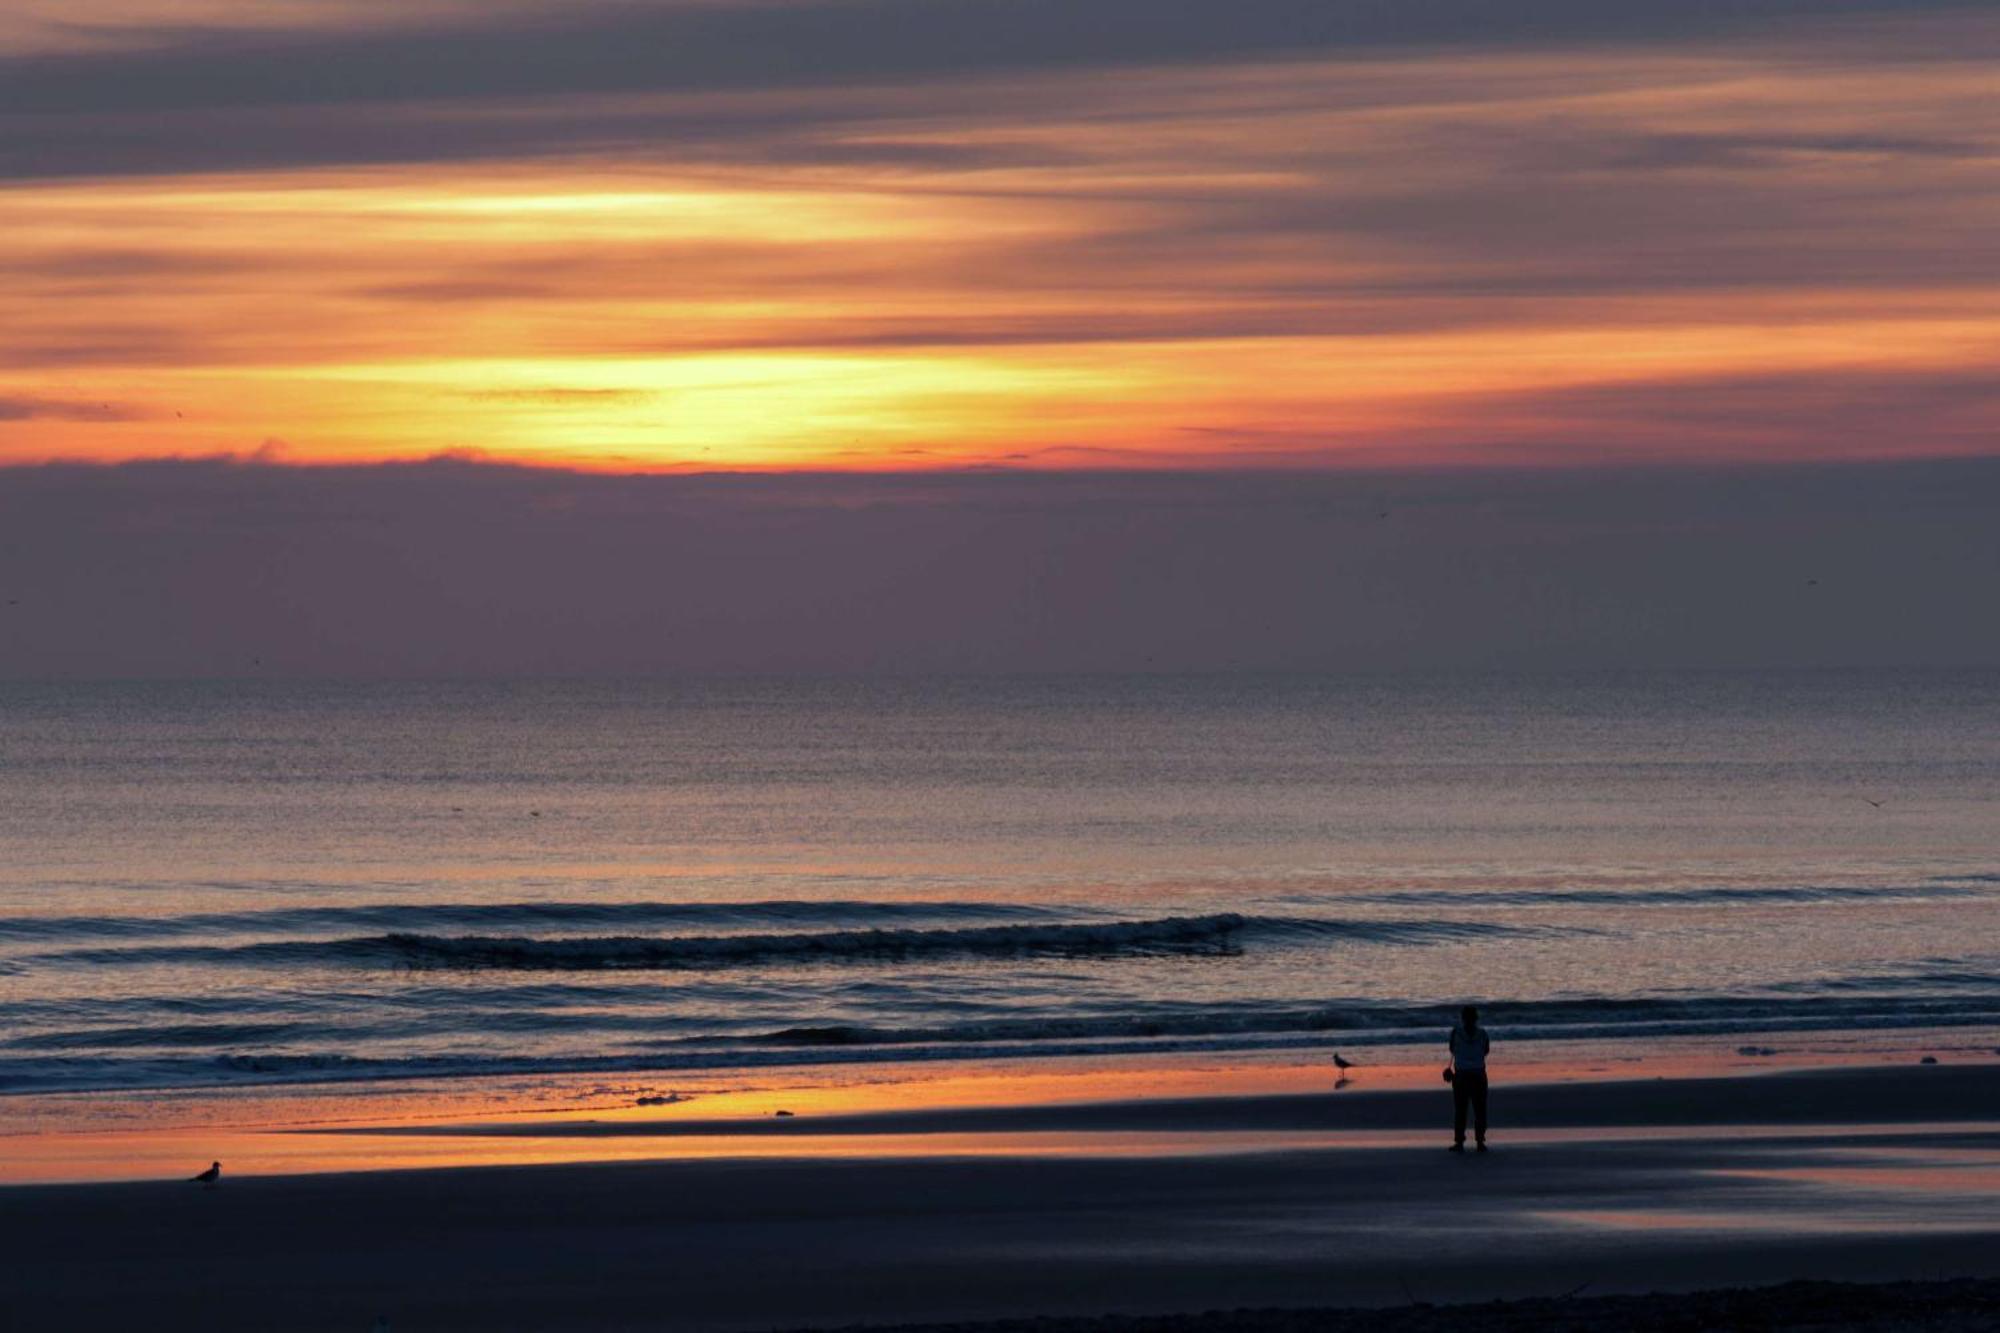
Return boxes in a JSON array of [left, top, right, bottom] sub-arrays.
[[1446, 1004, 1490, 1152]]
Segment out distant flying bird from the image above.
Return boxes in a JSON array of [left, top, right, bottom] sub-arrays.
[[1806, 579, 1820, 587], [190, 1161, 220, 1185], [1862, 797, 1884, 808], [1332, 1052, 1355, 1070]]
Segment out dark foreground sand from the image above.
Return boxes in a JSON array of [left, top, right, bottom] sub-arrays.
[[817, 1279, 2000, 1333], [2, 1065, 1995, 1331]]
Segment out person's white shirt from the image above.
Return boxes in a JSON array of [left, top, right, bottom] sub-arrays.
[[1449, 1023, 1489, 1071]]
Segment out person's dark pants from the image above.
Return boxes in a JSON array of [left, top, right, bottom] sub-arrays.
[[1452, 1070, 1489, 1144]]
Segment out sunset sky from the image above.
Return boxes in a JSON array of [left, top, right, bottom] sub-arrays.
[[3, 2, 1996, 675], [4, 0, 1995, 471]]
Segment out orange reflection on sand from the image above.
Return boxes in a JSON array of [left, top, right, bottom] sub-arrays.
[[1716, 1146, 2000, 1195], [2, 1122, 1366, 1186], [4, 1047, 1981, 1185], [1538, 1208, 1979, 1235]]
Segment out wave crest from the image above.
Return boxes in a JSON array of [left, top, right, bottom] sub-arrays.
[[372, 914, 1250, 969], [32, 912, 1571, 972]]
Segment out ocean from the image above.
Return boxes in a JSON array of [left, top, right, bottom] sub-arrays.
[[1, 672, 1996, 1103]]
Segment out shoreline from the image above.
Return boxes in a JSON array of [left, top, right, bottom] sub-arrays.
[[7, 1042, 1997, 1184], [6, 1044, 1998, 1182]]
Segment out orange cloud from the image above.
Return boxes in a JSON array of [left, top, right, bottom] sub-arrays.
[[2, 21, 1996, 470]]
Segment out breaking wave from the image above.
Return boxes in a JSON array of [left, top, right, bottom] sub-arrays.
[[39, 913, 1247, 970], [0, 898, 1067, 944], [32, 913, 1563, 972]]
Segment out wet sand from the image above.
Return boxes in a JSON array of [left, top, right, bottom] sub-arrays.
[[3, 1064, 1996, 1331], [357, 1060, 2000, 1137]]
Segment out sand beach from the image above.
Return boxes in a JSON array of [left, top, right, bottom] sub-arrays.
[[5, 1060, 1996, 1331]]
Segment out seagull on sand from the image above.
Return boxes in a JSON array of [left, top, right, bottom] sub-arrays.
[[1332, 1052, 1355, 1071], [190, 1161, 221, 1185]]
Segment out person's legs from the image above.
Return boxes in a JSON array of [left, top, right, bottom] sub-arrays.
[[1469, 1072, 1489, 1146], [1451, 1077, 1469, 1147]]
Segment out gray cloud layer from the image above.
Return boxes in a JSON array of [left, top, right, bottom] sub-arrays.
[[1, 0, 1990, 179], [2, 0, 1976, 114], [2, 460, 1993, 676]]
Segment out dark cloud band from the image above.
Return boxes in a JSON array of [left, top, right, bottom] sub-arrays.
[[1, 0, 1983, 119]]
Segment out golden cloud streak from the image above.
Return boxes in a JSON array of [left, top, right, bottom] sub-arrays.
[[3, 35, 1996, 469]]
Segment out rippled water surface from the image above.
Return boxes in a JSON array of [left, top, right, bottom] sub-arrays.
[[1, 672, 1995, 1095]]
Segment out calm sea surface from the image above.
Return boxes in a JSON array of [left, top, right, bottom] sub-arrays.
[[1, 672, 1995, 1098]]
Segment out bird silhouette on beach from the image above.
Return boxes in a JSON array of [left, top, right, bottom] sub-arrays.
[[190, 1161, 220, 1185], [1333, 1052, 1355, 1071]]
